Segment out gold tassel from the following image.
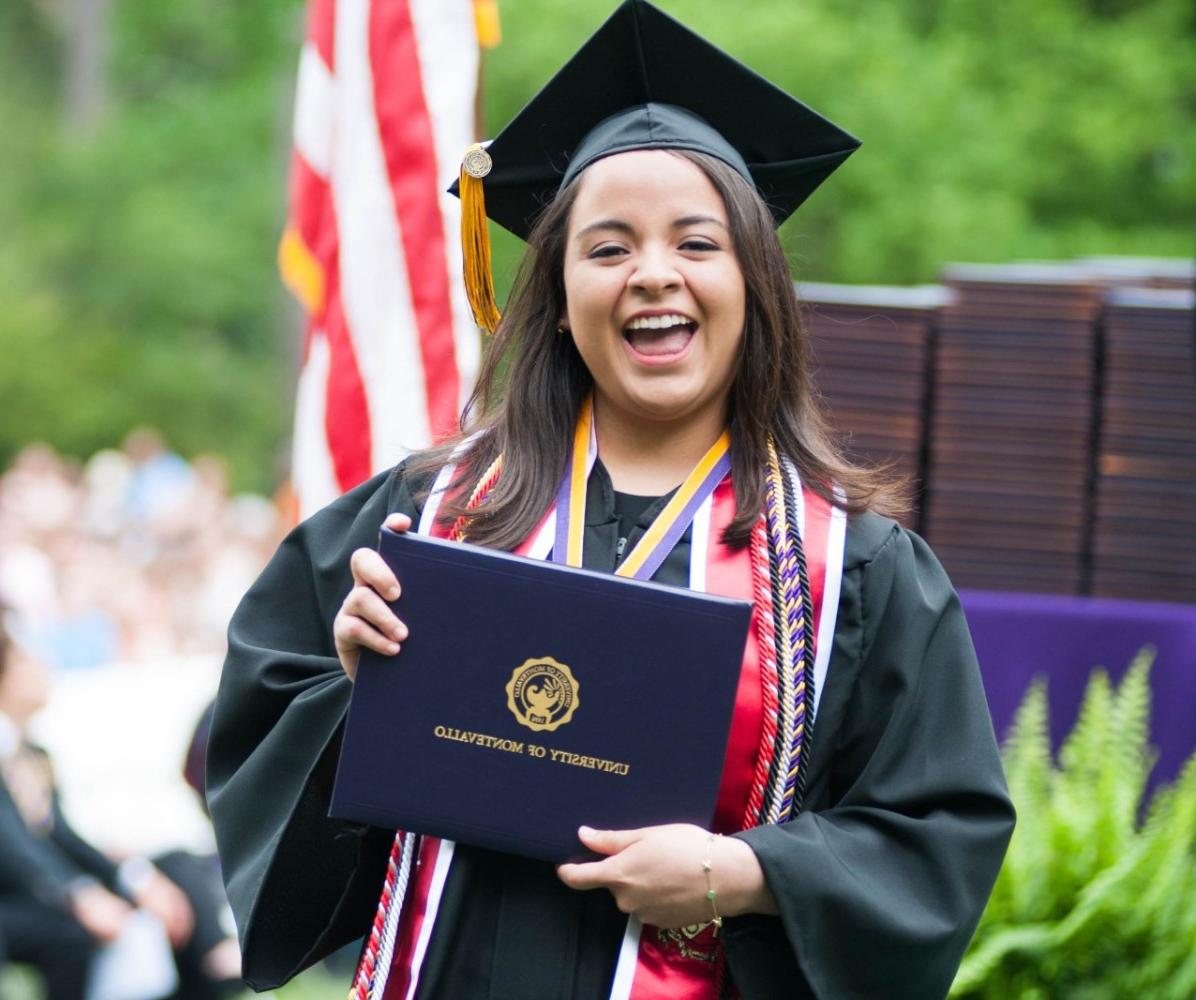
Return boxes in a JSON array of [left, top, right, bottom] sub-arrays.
[[277, 225, 326, 316], [460, 144, 502, 334], [473, 0, 501, 48]]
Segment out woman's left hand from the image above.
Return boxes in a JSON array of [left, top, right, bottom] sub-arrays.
[[556, 823, 776, 928]]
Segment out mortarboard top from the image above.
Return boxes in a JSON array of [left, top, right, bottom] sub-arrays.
[[453, 0, 860, 331]]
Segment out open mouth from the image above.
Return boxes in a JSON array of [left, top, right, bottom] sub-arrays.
[[622, 313, 697, 361]]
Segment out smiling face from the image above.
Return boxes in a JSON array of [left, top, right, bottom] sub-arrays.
[[562, 149, 747, 437]]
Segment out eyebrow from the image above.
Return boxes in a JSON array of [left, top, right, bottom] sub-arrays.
[[673, 214, 728, 231], [573, 214, 729, 242], [574, 218, 634, 241]]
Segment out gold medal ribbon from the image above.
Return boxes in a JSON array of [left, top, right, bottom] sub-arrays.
[[552, 395, 732, 581]]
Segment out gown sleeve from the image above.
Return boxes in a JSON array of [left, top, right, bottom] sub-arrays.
[[725, 515, 1016, 1000], [206, 465, 424, 990]]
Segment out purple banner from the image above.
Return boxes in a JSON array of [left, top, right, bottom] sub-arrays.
[[962, 590, 1196, 791]]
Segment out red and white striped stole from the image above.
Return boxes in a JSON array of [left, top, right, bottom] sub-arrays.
[[356, 456, 845, 1000]]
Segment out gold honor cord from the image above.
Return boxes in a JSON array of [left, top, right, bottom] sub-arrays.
[[616, 431, 731, 578], [565, 399, 594, 567], [557, 395, 732, 581]]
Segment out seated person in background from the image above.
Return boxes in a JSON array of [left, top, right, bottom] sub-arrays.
[[0, 619, 234, 1000], [175, 700, 244, 993]]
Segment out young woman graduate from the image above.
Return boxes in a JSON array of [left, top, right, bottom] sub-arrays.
[[207, 3, 1015, 998]]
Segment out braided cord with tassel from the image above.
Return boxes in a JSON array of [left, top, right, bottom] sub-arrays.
[[775, 454, 814, 821], [764, 439, 797, 825], [743, 515, 780, 826], [742, 438, 816, 828], [349, 465, 500, 999], [449, 453, 503, 542], [348, 832, 416, 1000]]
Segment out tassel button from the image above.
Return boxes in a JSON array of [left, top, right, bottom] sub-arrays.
[[463, 144, 493, 179]]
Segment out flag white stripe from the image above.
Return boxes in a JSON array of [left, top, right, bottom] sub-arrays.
[[333, 0, 431, 474], [292, 331, 341, 518], [408, 0, 482, 415], [292, 42, 335, 179]]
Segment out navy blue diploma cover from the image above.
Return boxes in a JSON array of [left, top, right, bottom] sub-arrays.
[[330, 528, 752, 863]]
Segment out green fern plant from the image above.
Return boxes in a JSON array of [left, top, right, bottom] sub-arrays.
[[952, 648, 1196, 1000]]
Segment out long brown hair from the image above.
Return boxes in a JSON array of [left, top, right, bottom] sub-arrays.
[[410, 150, 904, 549]]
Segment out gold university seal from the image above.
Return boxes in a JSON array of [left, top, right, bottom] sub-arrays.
[[506, 657, 580, 733]]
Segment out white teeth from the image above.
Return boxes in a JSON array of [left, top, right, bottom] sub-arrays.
[[625, 313, 692, 331]]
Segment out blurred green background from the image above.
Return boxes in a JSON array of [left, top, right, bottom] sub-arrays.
[[1, 0, 1192, 492]]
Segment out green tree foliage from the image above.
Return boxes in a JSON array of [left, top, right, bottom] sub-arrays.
[[952, 650, 1196, 999], [1, 0, 1191, 486], [484, 0, 1194, 291], [0, 0, 304, 490]]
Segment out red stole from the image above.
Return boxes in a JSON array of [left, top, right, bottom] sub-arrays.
[[381, 474, 841, 1000]]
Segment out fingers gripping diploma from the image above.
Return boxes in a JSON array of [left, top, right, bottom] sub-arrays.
[[556, 824, 776, 929], [334, 513, 412, 681]]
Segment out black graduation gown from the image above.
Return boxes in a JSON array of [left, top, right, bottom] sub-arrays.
[[207, 462, 1014, 999]]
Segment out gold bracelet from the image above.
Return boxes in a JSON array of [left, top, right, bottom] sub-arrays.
[[701, 832, 724, 934]]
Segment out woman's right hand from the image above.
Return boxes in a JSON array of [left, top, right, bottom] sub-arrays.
[[334, 512, 412, 681]]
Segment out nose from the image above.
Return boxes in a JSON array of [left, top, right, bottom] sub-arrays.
[[628, 244, 681, 296]]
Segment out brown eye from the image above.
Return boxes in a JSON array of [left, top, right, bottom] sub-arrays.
[[588, 245, 627, 259]]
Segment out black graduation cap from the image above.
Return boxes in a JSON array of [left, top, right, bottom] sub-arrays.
[[454, 0, 860, 331]]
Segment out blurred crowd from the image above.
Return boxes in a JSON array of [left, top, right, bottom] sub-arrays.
[[0, 430, 285, 997], [0, 618, 243, 999], [0, 429, 285, 670]]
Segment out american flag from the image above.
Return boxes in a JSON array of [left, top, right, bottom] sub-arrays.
[[280, 0, 495, 517]]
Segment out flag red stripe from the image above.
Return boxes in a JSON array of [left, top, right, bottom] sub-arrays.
[[305, 147, 370, 491], [369, 0, 462, 440], [289, 151, 336, 308], [323, 268, 373, 491], [310, 0, 367, 490], [306, 0, 336, 70], [289, 149, 335, 365]]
